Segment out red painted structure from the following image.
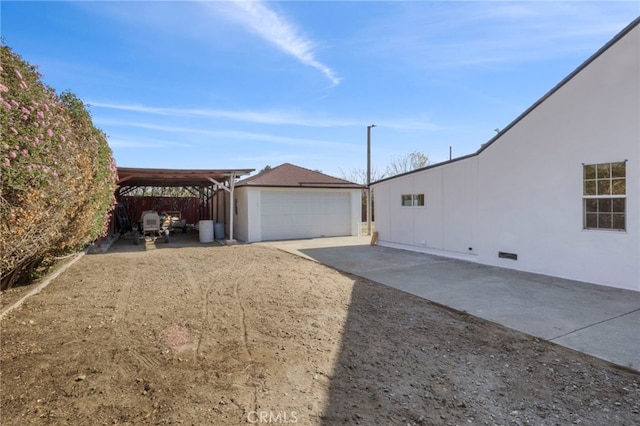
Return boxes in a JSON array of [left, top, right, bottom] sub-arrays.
[[119, 196, 201, 225]]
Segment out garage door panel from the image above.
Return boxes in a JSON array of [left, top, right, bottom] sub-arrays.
[[261, 191, 351, 240]]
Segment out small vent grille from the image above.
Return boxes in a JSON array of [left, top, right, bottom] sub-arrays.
[[498, 251, 518, 260]]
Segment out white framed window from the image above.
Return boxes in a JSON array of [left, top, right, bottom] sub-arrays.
[[401, 194, 424, 207], [583, 161, 626, 231]]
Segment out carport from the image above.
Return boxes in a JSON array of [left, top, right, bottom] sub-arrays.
[[116, 167, 254, 242]]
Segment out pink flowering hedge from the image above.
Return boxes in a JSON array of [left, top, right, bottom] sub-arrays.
[[1, 45, 118, 290]]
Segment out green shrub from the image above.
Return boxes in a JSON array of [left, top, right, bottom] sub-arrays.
[[1, 45, 117, 290]]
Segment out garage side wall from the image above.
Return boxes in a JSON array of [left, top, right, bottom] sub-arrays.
[[233, 187, 248, 242], [234, 187, 265, 243], [349, 189, 361, 237]]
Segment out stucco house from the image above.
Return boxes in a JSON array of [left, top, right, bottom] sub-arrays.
[[372, 18, 639, 291], [233, 163, 364, 242]]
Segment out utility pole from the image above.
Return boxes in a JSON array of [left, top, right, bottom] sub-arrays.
[[367, 124, 376, 235]]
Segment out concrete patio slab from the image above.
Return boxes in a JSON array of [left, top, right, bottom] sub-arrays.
[[551, 309, 640, 370], [260, 236, 640, 371]]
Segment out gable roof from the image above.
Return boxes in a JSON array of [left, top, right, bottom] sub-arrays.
[[236, 163, 364, 189], [373, 16, 640, 185]]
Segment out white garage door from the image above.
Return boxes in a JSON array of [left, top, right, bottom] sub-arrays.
[[261, 191, 351, 241]]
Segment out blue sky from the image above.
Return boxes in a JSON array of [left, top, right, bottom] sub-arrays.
[[2, 1, 638, 180]]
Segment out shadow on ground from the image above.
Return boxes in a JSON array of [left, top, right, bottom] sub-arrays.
[[104, 230, 225, 254], [302, 248, 640, 425]]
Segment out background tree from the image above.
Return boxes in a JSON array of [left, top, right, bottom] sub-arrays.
[[385, 151, 430, 177], [126, 186, 195, 197], [340, 167, 386, 223], [341, 151, 430, 224], [339, 167, 386, 186]]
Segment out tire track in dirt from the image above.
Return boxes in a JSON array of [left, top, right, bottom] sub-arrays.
[[175, 256, 203, 311], [229, 249, 260, 415], [179, 247, 262, 416], [173, 255, 206, 357], [232, 251, 256, 360], [111, 258, 138, 376], [127, 346, 161, 370], [112, 255, 161, 375], [113, 263, 134, 323]]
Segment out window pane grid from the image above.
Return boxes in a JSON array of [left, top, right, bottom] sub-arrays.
[[582, 161, 625, 231], [401, 194, 425, 207]]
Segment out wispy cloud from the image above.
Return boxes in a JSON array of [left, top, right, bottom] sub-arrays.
[[221, 0, 340, 85], [90, 101, 443, 131], [232, 153, 315, 164], [90, 101, 352, 127], [94, 118, 356, 149], [358, 2, 639, 69], [108, 138, 192, 149], [75, 1, 340, 84]]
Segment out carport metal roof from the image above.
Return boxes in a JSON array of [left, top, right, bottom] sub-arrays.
[[117, 167, 254, 188]]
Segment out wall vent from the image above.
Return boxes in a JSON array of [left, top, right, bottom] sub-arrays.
[[498, 251, 518, 260]]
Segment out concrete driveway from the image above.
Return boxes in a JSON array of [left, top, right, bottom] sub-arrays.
[[261, 236, 640, 371]]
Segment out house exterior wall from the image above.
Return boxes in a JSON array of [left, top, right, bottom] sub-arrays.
[[374, 23, 639, 291], [234, 187, 361, 243], [375, 157, 478, 260]]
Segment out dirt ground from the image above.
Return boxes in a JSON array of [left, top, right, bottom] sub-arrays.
[[1, 231, 639, 425]]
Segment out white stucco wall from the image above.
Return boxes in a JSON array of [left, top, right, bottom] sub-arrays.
[[375, 157, 478, 260], [374, 22, 639, 291]]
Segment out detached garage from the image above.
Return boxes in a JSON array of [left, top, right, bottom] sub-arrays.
[[233, 163, 364, 242]]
